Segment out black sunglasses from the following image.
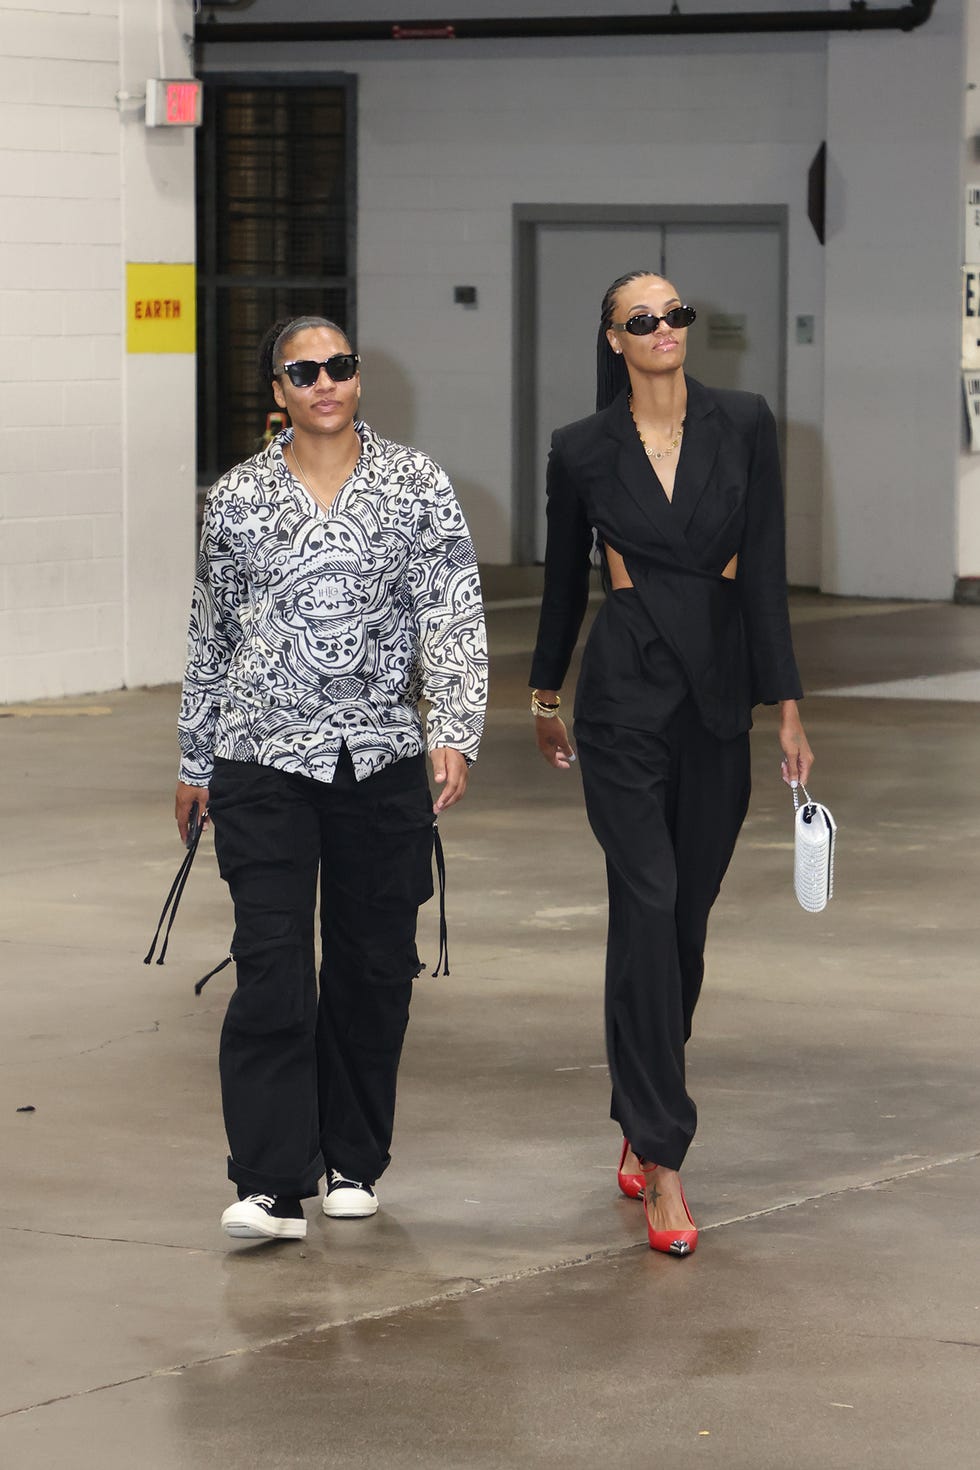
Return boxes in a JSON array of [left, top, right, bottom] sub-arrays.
[[611, 305, 696, 336], [280, 354, 360, 387]]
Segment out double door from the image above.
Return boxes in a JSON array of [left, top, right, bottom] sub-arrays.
[[522, 212, 785, 560]]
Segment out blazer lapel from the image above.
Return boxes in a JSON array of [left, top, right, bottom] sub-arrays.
[[604, 392, 691, 559], [671, 376, 722, 534]]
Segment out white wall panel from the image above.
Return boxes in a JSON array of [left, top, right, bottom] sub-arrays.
[[0, 6, 117, 61], [58, 108, 118, 155], [118, 2, 197, 692]]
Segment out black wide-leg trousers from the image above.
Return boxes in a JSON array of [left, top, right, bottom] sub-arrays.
[[576, 702, 751, 1171], [207, 748, 434, 1200]]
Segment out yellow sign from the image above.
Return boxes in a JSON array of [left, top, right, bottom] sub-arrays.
[[126, 263, 196, 353]]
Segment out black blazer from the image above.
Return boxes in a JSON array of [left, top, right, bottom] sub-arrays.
[[529, 378, 803, 740]]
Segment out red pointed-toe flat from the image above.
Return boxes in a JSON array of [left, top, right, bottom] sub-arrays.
[[642, 1163, 698, 1257], [617, 1138, 645, 1200]]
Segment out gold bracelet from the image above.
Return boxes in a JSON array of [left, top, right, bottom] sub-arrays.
[[531, 691, 561, 718]]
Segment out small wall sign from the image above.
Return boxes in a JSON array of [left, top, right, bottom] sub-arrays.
[[145, 79, 203, 128], [963, 371, 980, 452], [126, 263, 196, 354], [966, 184, 980, 262], [707, 313, 747, 350], [962, 265, 980, 371]]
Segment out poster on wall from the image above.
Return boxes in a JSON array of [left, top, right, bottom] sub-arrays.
[[963, 372, 980, 452], [962, 265, 980, 371], [962, 191, 980, 448], [966, 185, 980, 262], [126, 263, 196, 354]]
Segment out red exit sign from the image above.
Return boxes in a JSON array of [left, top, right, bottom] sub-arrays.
[[145, 78, 203, 128]]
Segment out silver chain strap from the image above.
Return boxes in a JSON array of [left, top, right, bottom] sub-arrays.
[[791, 781, 812, 812]]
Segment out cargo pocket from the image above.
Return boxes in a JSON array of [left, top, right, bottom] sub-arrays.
[[359, 785, 436, 985], [222, 915, 314, 1032], [372, 787, 436, 909]]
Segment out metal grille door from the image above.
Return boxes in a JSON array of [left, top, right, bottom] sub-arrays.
[[196, 82, 356, 481]]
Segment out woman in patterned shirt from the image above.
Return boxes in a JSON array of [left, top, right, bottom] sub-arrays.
[[175, 316, 488, 1242]]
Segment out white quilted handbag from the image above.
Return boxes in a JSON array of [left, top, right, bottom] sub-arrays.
[[792, 783, 836, 913]]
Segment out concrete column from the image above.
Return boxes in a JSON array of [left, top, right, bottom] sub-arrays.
[[119, 0, 197, 686], [822, 3, 965, 600]]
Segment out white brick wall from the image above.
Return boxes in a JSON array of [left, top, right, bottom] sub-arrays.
[[0, 0, 123, 705], [0, 0, 197, 705]]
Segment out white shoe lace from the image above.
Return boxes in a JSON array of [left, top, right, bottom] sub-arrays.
[[329, 1169, 367, 1191], [242, 1193, 276, 1209]]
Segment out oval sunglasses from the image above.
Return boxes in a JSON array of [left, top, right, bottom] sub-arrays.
[[611, 305, 696, 336], [280, 353, 360, 387]]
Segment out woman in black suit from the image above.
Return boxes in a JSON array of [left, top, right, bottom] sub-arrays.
[[529, 270, 813, 1256]]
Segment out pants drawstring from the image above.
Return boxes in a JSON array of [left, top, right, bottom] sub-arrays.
[[194, 954, 233, 996], [432, 821, 449, 977], [144, 821, 204, 966], [147, 780, 448, 994]]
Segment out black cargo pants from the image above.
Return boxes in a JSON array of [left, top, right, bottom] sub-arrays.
[[207, 746, 434, 1200]]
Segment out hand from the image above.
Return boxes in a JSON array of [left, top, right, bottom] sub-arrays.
[[175, 781, 210, 844], [777, 700, 814, 788], [535, 714, 576, 771], [430, 747, 468, 813]]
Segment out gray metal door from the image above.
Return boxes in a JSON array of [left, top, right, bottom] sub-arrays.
[[664, 224, 782, 411], [525, 214, 785, 561], [533, 223, 665, 562]]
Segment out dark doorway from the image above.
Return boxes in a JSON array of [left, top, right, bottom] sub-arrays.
[[196, 76, 357, 483]]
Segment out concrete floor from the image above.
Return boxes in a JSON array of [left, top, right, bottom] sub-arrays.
[[1, 590, 979, 1468]]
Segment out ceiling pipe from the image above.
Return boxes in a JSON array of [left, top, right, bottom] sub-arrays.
[[196, 2, 936, 47]]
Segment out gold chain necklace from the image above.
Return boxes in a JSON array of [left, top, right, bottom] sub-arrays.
[[630, 404, 685, 462], [288, 441, 328, 509], [288, 438, 360, 513]]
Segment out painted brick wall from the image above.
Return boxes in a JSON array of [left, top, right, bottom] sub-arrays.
[[0, 0, 197, 704], [0, 0, 123, 703]]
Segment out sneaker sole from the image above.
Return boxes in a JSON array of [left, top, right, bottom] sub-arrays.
[[322, 1197, 379, 1219], [222, 1218, 307, 1240]]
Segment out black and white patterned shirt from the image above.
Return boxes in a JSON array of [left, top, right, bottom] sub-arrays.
[[178, 423, 488, 786]]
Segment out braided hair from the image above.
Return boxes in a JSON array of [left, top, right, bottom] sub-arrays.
[[595, 269, 662, 412], [257, 315, 354, 392]]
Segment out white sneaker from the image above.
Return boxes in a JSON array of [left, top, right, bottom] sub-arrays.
[[221, 1193, 307, 1240], [321, 1169, 379, 1218]]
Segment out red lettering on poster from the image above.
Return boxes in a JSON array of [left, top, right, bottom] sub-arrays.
[[133, 299, 184, 321]]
